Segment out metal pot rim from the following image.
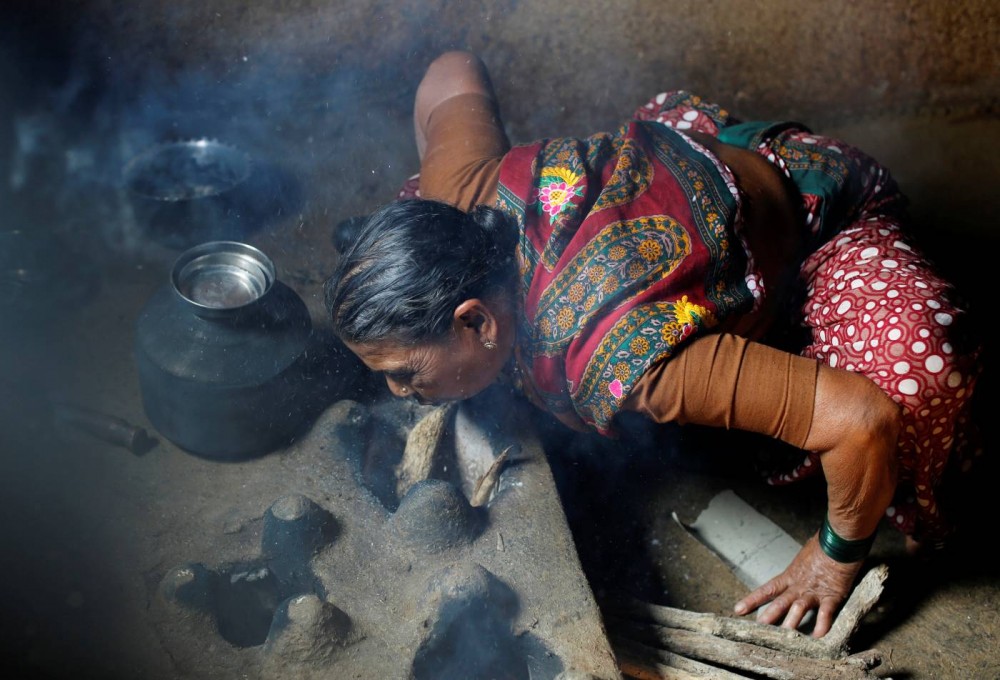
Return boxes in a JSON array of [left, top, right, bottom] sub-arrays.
[[171, 241, 275, 318], [123, 138, 252, 202]]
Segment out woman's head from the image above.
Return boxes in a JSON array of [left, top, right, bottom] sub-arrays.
[[324, 199, 519, 403]]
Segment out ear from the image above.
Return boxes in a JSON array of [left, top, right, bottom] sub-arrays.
[[452, 298, 496, 341]]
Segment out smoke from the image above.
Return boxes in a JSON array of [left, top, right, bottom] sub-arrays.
[[2, 2, 432, 268], [0, 7, 435, 678]]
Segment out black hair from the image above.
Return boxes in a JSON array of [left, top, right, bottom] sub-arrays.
[[324, 199, 518, 345]]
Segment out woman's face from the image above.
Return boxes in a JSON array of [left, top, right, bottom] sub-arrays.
[[345, 333, 506, 405], [342, 297, 516, 405]]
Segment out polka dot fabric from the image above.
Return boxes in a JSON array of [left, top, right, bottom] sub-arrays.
[[703, 134, 982, 548], [632, 90, 729, 135], [784, 216, 983, 544], [397, 173, 421, 200]]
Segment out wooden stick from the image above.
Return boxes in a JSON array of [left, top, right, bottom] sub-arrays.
[[604, 565, 889, 660], [470, 445, 512, 507], [395, 403, 456, 498], [608, 618, 884, 680], [824, 564, 889, 654], [618, 657, 703, 680], [614, 636, 753, 679]]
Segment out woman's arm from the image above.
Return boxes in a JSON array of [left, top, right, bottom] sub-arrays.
[[733, 359, 899, 637], [411, 51, 510, 210], [414, 50, 500, 160], [624, 333, 900, 637]]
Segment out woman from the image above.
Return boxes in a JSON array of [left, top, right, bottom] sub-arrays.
[[324, 51, 984, 638]]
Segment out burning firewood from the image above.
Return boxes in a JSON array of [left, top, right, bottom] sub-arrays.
[[395, 403, 457, 499], [470, 445, 514, 507]]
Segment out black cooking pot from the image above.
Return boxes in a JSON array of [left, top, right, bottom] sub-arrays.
[[134, 241, 313, 460]]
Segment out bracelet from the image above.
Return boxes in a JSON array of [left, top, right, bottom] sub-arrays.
[[818, 515, 876, 563]]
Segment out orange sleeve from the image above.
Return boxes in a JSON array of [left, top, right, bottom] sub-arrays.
[[623, 333, 818, 449], [419, 92, 510, 211]]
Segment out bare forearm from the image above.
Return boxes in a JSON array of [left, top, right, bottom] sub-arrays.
[[804, 364, 900, 541], [625, 335, 899, 538]]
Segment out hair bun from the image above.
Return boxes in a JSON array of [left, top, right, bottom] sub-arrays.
[[467, 205, 517, 257]]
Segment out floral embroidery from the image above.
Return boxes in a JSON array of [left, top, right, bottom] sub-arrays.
[[591, 136, 653, 213], [587, 265, 606, 283], [658, 296, 714, 345], [574, 298, 721, 425], [675, 295, 713, 326], [537, 166, 584, 221], [556, 306, 575, 330]]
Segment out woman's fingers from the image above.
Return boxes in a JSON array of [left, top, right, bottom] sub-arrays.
[[810, 597, 840, 638], [733, 569, 797, 622], [779, 599, 811, 630], [733, 535, 864, 637]]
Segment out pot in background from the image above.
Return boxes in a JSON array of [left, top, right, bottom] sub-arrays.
[[134, 241, 313, 460], [124, 139, 254, 250]]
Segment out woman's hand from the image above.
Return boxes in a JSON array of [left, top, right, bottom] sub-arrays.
[[734, 535, 864, 637]]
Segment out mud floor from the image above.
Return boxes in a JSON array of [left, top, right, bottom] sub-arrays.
[[2, 2, 999, 679]]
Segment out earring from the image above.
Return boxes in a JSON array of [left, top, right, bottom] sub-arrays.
[[482, 341, 497, 350], [400, 386, 409, 395]]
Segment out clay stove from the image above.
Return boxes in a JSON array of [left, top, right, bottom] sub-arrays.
[[151, 385, 623, 680]]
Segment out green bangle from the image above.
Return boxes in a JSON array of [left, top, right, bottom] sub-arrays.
[[819, 516, 876, 563]]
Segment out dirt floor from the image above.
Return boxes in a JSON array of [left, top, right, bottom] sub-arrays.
[[2, 2, 999, 678]]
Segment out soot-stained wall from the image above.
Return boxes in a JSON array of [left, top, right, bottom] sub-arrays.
[[12, 0, 999, 128]]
